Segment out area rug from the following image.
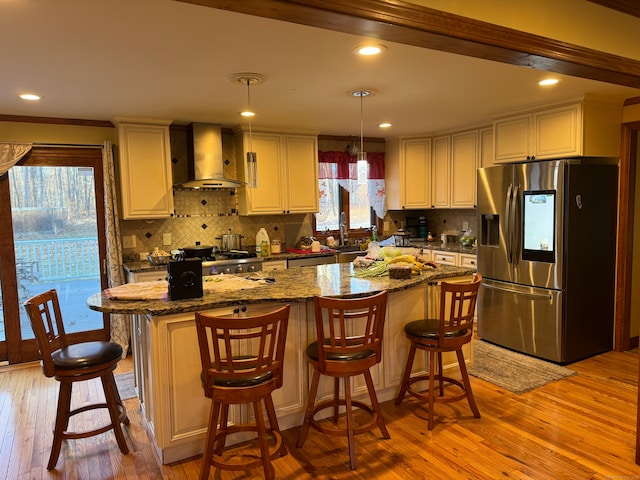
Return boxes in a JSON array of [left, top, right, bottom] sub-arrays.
[[469, 340, 577, 394], [115, 372, 137, 400]]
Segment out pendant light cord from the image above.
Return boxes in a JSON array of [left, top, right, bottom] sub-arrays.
[[246, 79, 253, 152], [360, 90, 364, 154]]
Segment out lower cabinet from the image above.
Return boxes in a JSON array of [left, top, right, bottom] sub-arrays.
[[134, 302, 306, 464], [131, 282, 475, 464]]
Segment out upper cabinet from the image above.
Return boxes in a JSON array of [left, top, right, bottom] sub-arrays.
[[493, 97, 623, 163], [385, 137, 432, 210], [450, 130, 478, 208], [113, 118, 174, 219], [479, 127, 494, 168], [234, 129, 319, 215], [431, 135, 450, 208], [430, 130, 479, 209]]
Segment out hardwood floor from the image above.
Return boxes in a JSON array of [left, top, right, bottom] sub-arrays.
[[1, 350, 640, 479]]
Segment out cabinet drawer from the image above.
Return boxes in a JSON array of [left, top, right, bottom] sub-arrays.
[[459, 254, 477, 269], [433, 251, 457, 266]]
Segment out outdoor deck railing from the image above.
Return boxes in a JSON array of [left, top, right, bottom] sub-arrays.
[[15, 238, 100, 282]]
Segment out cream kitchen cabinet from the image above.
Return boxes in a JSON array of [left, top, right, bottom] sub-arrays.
[[234, 129, 318, 215], [432, 249, 458, 266], [262, 259, 288, 271], [114, 118, 174, 219], [431, 130, 479, 209], [480, 127, 495, 167], [385, 137, 432, 210], [493, 98, 622, 163], [450, 130, 478, 208], [431, 135, 450, 208], [137, 302, 306, 464]]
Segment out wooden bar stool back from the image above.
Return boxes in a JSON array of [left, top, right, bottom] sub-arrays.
[[296, 290, 390, 470], [395, 274, 482, 430], [23, 289, 129, 470], [194, 305, 290, 480]]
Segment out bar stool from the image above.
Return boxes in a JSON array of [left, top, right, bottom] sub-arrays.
[[395, 274, 482, 430], [23, 289, 129, 470], [296, 291, 389, 470], [194, 305, 290, 480]]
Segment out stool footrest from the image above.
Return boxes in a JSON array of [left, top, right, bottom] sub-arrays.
[[58, 402, 128, 440], [210, 425, 286, 472], [309, 399, 379, 437], [405, 374, 469, 404]]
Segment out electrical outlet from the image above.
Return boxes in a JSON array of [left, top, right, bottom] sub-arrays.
[[139, 252, 148, 261], [163, 233, 172, 246], [383, 221, 389, 231], [462, 221, 469, 231]]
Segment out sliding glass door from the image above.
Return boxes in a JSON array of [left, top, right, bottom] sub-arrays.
[[0, 146, 108, 364]]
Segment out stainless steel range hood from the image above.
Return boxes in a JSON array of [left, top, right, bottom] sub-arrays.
[[175, 123, 244, 189]]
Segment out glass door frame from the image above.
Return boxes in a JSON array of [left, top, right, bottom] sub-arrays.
[[0, 146, 109, 364]]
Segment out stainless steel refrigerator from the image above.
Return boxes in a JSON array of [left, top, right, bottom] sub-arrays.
[[476, 159, 618, 363]]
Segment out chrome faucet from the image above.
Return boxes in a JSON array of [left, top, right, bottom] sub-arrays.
[[339, 211, 348, 246]]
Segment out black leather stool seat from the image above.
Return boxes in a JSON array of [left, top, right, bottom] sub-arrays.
[[52, 341, 123, 369], [306, 340, 374, 362], [213, 371, 274, 387], [404, 319, 468, 340]]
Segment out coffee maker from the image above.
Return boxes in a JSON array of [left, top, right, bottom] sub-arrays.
[[405, 216, 428, 239]]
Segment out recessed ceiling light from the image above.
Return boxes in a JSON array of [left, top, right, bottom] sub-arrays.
[[19, 93, 41, 101], [378, 123, 392, 128], [354, 44, 386, 56], [538, 78, 559, 86], [240, 111, 255, 117]]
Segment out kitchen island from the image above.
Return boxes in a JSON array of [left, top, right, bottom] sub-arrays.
[[88, 263, 475, 464]]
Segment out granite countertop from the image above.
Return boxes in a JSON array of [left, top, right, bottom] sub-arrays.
[[90, 263, 476, 316], [411, 242, 477, 255]]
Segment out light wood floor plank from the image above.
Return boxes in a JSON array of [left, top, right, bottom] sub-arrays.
[[2, 350, 640, 478]]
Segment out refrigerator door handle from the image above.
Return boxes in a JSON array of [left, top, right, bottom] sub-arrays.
[[511, 184, 520, 266], [482, 282, 554, 301], [505, 184, 513, 264]]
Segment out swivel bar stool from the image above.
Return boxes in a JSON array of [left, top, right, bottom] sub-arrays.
[[297, 290, 390, 470], [23, 289, 129, 470], [395, 274, 482, 430], [195, 305, 290, 480]]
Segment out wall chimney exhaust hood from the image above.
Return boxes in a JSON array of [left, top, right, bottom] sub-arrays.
[[175, 123, 244, 189]]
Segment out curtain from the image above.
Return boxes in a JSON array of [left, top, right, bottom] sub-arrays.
[[0, 142, 32, 176], [102, 141, 129, 358], [317, 150, 386, 219]]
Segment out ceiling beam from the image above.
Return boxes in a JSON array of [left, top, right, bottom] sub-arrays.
[[587, 0, 640, 19], [177, 0, 640, 88]]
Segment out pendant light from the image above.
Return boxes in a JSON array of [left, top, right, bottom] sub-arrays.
[[353, 89, 371, 184], [229, 73, 265, 188]]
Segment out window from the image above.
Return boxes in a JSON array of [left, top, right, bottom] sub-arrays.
[[314, 151, 386, 237]]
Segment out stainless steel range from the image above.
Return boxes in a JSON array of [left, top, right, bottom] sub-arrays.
[[201, 252, 263, 275]]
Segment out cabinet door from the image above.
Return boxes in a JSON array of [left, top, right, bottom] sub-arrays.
[[384, 286, 428, 388], [402, 139, 432, 208], [493, 115, 531, 163], [534, 104, 581, 159], [451, 131, 478, 208], [480, 128, 494, 167], [431, 135, 450, 208], [283, 135, 319, 213], [245, 133, 285, 214], [116, 121, 174, 219]]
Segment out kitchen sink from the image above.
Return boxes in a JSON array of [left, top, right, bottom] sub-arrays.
[[336, 251, 365, 263]]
